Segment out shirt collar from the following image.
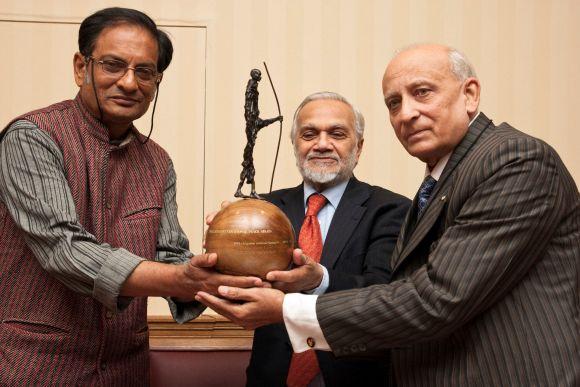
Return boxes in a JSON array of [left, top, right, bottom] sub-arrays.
[[109, 132, 135, 149], [424, 112, 480, 181], [425, 153, 451, 181], [303, 179, 349, 210]]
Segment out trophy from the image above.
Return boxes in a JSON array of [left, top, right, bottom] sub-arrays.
[[205, 65, 295, 279]]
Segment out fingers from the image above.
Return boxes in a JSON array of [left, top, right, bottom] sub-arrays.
[[266, 269, 293, 283], [196, 286, 253, 305], [265, 250, 301, 282], [292, 249, 309, 266], [261, 281, 272, 289], [218, 285, 252, 301], [195, 291, 240, 323], [196, 288, 286, 330], [268, 281, 291, 293], [266, 251, 311, 283], [218, 273, 263, 288], [268, 261, 323, 293], [190, 253, 217, 268], [205, 201, 232, 225], [205, 211, 218, 225]]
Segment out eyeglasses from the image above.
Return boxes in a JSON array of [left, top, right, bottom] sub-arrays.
[[87, 56, 162, 86]]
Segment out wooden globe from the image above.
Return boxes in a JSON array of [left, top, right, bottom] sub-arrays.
[[205, 199, 295, 279]]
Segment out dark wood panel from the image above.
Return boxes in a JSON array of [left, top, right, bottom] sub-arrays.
[[148, 315, 254, 351]]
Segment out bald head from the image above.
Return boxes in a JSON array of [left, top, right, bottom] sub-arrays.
[[382, 44, 480, 167]]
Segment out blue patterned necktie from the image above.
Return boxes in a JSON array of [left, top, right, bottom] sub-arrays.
[[417, 175, 437, 216]]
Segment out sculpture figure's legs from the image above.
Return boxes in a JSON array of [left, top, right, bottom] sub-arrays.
[[234, 182, 244, 198], [247, 166, 260, 199], [249, 181, 261, 199], [235, 169, 247, 197]]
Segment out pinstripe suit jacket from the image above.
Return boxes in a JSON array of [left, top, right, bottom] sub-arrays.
[[316, 113, 580, 386]]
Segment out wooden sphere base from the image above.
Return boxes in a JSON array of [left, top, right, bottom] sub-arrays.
[[205, 199, 295, 279]]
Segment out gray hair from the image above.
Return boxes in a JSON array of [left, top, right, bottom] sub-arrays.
[[448, 48, 477, 81], [290, 92, 365, 143]]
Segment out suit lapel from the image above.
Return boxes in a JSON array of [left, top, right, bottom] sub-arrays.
[[393, 195, 418, 259], [279, 184, 305, 243], [392, 185, 451, 272], [321, 178, 368, 268], [428, 113, 493, 202], [391, 113, 494, 273]]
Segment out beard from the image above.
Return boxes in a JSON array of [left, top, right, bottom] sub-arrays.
[[296, 147, 358, 186]]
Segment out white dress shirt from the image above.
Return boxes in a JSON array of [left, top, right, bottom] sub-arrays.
[[427, 153, 451, 181]]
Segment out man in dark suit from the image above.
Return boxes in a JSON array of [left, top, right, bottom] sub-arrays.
[[198, 45, 579, 386], [246, 92, 410, 386]]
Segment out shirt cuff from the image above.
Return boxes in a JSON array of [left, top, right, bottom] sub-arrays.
[[93, 247, 144, 312], [305, 264, 329, 295], [283, 293, 330, 353], [166, 297, 206, 323]]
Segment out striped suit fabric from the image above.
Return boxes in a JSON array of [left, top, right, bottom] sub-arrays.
[[316, 113, 579, 386], [0, 97, 170, 385]]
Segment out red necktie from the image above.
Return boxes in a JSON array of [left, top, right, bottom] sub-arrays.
[[286, 193, 327, 387]]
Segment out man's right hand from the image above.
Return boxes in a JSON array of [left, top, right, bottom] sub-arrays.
[[266, 249, 324, 293], [176, 253, 265, 300], [196, 285, 285, 330], [121, 252, 264, 301]]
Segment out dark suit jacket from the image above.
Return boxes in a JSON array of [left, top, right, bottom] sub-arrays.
[[316, 113, 580, 386], [246, 178, 410, 386]]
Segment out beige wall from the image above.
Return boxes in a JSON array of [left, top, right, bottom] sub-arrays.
[[1, 0, 578, 316]]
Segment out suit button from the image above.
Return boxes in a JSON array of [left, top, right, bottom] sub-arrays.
[[306, 337, 316, 348], [100, 363, 106, 371]]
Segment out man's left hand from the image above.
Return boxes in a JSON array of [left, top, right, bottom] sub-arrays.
[[195, 286, 284, 330], [266, 248, 323, 293]]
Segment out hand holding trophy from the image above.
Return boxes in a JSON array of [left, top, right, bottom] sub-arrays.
[[205, 65, 295, 279]]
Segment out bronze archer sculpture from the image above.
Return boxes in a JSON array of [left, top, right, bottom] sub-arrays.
[[206, 66, 292, 278], [234, 69, 283, 199]]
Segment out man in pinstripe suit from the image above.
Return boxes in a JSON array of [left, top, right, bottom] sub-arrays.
[[198, 43, 579, 386]]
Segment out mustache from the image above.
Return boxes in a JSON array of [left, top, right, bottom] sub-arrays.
[[108, 86, 142, 100], [306, 152, 340, 162]]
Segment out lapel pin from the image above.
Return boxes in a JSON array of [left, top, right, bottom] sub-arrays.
[[440, 195, 447, 201]]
